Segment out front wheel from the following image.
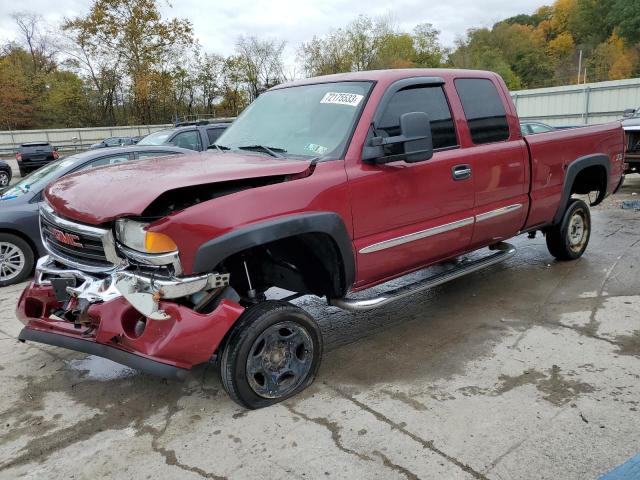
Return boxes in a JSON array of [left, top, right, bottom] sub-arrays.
[[0, 233, 35, 286], [218, 300, 323, 409], [545, 199, 591, 261], [0, 169, 11, 187]]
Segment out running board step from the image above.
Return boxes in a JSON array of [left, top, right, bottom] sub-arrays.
[[328, 242, 516, 312]]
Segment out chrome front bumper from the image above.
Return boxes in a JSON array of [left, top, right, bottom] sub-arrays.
[[36, 256, 230, 320]]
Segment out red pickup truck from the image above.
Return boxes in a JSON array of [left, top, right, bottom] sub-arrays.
[[16, 69, 625, 408]]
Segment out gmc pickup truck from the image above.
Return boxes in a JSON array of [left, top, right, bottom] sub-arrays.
[[16, 69, 625, 409]]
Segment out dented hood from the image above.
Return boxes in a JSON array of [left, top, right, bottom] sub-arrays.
[[44, 151, 311, 225]]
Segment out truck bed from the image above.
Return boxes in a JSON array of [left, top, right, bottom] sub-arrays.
[[522, 122, 625, 229]]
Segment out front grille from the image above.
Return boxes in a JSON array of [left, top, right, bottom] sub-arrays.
[[40, 212, 113, 270]]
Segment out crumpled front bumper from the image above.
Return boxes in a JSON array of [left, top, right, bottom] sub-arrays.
[[16, 258, 244, 378]]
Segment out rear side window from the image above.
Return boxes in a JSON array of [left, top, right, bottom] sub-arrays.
[[83, 154, 131, 169], [170, 130, 201, 151], [377, 86, 457, 151], [454, 78, 510, 144], [206, 128, 224, 146]]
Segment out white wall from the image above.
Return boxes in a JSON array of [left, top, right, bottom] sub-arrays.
[[511, 77, 640, 126]]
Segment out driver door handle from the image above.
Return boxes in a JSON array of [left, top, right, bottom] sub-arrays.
[[452, 164, 472, 180]]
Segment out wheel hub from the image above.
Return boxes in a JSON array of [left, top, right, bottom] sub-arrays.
[[567, 209, 588, 252], [0, 242, 25, 282], [265, 344, 288, 370], [246, 321, 313, 399]]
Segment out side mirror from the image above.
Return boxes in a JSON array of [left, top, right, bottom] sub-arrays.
[[623, 108, 637, 118], [364, 112, 433, 164]]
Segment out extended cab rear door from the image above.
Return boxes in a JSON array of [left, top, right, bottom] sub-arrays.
[[453, 77, 529, 249], [346, 79, 475, 288]]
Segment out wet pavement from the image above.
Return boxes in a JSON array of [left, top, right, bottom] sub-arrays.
[[1, 176, 639, 479]]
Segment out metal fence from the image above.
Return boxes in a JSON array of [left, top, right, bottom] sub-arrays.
[[511, 77, 640, 126], [0, 124, 172, 155]]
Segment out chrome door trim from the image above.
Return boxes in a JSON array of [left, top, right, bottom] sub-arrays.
[[359, 217, 474, 254], [475, 204, 523, 223]]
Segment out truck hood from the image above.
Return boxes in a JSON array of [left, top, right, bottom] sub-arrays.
[[44, 151, 312, 225]]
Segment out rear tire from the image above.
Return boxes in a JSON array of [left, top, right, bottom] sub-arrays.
[[0, 233, 34, 286], [218, 300, 322, 409], [546, 199, 591, 261]]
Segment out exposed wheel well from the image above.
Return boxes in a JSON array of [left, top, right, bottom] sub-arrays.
[[570, 165, 607, 204], [217, 233, 347, 300]]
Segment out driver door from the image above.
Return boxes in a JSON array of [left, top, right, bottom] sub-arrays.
[[346, 83, 475, 288]]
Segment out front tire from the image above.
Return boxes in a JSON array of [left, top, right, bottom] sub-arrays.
[[219, 300, 322, 409], [0, 233, 35, 286], [546, 199, 591, 260], [0, 168, 11, 187]]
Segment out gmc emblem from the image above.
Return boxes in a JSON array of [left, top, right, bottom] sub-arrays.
[[49, 228, 83, 248]]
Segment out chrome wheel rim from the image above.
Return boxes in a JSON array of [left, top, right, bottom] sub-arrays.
[[568, 209, 588, 252], [0, 171, 9, 187], [246, 321, 314, 399], [0, 242, 25, 281]]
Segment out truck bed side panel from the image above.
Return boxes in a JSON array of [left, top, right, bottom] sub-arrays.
[[523, 122, 624, 229]]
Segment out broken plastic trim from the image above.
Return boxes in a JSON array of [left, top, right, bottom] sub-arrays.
[[113, 271, 230, 320]]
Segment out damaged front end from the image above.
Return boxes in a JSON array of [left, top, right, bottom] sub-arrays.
[[16, 204, 244, 378]]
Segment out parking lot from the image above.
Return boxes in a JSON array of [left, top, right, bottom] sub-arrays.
[[0, 176, 638, 479]]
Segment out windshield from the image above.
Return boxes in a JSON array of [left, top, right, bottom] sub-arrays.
[[1, 158, 75, 199], [137, 130, 173, 145], [217, 81, 372, 158]]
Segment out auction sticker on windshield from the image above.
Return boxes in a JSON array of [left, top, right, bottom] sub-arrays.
[[320, 92, 364, 107]]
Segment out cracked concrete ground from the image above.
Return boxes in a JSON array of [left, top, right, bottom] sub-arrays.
[[1, 176, 639, 480]]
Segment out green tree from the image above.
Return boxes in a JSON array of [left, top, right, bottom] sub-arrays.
[[412, 23, 446, 67], [64, 0, 193, 123]]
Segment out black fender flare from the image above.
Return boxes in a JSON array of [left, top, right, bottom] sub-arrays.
[[192, 212, 355, 292], [553, 153, 609, 224]]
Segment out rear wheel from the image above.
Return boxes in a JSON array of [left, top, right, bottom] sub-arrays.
[[0, 233, 34, 286], [219, 300, 322, 409], [546, 199, 591, 260]]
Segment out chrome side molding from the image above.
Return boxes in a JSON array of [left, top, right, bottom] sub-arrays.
[[359, 217, 474, 254], [475, 204, 523, 223], [329, 242, 516, 312], [359, 204, 523, 255]]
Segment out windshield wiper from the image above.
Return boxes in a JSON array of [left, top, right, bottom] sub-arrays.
[[237, 145, 287, 158], [208, 143, 230, 153]]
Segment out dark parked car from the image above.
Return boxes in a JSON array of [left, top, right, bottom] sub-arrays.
[[137, 120, 232, 151], [16, 142, 59, 176], [0, 145, 191, 286], [0, 161, 12, 187], [520, 121, 556, 136]]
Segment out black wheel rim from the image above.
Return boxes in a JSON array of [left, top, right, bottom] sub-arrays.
[[246, 321, 314, 399]]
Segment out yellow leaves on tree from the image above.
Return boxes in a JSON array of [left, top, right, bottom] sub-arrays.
[[547, 32, 575, 59], [605, 33, 637, 80]]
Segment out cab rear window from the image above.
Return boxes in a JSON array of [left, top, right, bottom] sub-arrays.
[[454, 78, 510, 144]]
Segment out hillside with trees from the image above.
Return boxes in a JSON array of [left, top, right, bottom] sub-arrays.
[[1, 0, 639, 129]]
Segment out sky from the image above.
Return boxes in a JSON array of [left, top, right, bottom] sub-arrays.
[[0, 0, 550, 66]]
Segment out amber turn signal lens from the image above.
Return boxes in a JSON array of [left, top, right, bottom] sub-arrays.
[[144, 232, 178, 253]]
